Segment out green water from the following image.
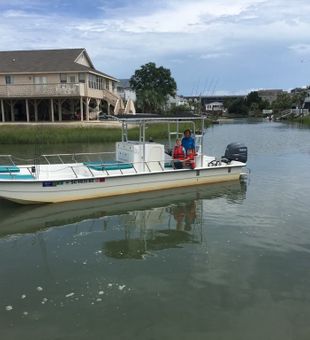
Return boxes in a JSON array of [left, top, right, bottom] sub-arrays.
[[0, 121, 310, 340]]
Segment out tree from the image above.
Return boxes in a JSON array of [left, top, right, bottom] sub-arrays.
[[225, 97, 248, 116], [246, 91, 262, 107], [291, 90, 308, 109], [130, 62, 177, 113], [272, 93, 293, 113], [224, 92, 270, 117], [167, 103, 192, 115], [246, 91, 269, 116]]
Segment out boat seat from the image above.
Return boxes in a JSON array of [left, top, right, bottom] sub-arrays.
[[0, 165, 20, 173], [0, 174, 34, 180], [84, 161, 134, 171]]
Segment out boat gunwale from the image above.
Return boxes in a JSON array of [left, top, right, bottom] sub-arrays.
[[0, 161, 246, 183]]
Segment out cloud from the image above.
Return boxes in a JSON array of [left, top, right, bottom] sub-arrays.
[[1, 0, 309, 55], [200, 52, 232, 60], [2, 10, 35, 18], [75, 0, 264, 34], [0, 0, 310, 94], [289, 44, 310, 55]]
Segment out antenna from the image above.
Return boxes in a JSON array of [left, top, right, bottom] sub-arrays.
[[210, 78, 219, 96]]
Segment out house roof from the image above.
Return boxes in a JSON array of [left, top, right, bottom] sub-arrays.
[[117, 79, 131, 89], [0, 48, 117, 81], [207, 101, 223, 105]]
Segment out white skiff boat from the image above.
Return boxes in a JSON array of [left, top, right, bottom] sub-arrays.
[[0, 117, 247, 204]]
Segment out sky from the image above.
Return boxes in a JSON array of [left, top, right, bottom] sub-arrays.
[[0, 0, 310, 96]]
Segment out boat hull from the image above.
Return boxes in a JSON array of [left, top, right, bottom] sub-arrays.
[[0, 165, 244, 204]]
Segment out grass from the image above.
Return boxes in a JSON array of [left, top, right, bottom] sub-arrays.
[[0, 126, 122, 144], [0, 121, 208, 144], [287, 115, 310, 127], [296, 116, 310, 126]]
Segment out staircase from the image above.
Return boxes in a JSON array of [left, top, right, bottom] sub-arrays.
[[102, 89, 119, 106], [124, 99, 136, 114], [276, 109, 291, 120], [101, 89, 136, 115]]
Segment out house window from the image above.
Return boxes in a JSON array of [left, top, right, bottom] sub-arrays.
[[68, 75, 77, 83], [79, 73, 85, 83], [88, 74, 96, 89], [96, 77, 103, 90], [5, 75, 13, 85], [88, 74, 104, 90], [33, 76, 47, 84], [60, 74, 67, 83]]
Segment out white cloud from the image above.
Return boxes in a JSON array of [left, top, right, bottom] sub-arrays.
[[2, 10, 35, 18], [0, 0, 310, 93], [75, 0, 266, 34], [1, 0, 310, 55], [289, 44, 310, 55], [200, 52, 232, 60]]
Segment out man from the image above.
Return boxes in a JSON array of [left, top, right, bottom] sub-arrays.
[[182, 129, 196, 169], [181, 129, 195, 153]]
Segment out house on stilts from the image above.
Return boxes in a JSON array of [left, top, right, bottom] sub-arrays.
[[0, 48, 135, 122]]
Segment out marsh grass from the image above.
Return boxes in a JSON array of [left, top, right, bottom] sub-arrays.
[[287, 116, 310, 127], [297, 116, 310, 126], [0, 121, 207, 144], [0, 126, 121, 144]]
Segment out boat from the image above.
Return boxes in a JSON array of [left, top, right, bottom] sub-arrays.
[[0, 117, 247, 204]]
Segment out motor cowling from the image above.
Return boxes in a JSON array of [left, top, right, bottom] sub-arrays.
[[222, 143, 247, 163]]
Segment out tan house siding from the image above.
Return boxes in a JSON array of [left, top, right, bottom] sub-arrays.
[[1, 73, 64, 85], [45, 74, 60, 83], [75, 53, 92, 67]]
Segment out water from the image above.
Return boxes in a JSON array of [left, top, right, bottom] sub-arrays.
[[0, 121, 309, 340]]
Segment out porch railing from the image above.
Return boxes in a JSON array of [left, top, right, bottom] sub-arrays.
[[0, 83, 84, 98], [0, 83, 119, 101]]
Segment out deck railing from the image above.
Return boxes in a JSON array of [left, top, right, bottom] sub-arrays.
[[0, 150, 208, 183], [0, 83, 85, 98], [39, 152, 167, 176], [0, 152, 116, 166], [0, 83, 120, 101], [0, 155, 16, 166]]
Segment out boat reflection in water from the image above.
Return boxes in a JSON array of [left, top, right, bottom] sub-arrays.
[[104, 199, 200, 260], [104, 181, 247, 259], [0, 181, 247, 258]]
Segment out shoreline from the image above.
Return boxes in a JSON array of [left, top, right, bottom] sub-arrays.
[[0, 121, 123, 128]]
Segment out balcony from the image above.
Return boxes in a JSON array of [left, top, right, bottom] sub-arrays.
[[0, 83, 121, 110], [0, 83, 85, 98]]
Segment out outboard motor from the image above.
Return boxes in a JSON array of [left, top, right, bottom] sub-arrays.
[[221, 143, 247, 163]]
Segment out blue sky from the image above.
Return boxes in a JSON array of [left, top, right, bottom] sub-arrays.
[[1, 0, 310, 95]]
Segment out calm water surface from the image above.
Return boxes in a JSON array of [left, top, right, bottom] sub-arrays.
[[0, 121, 310, 340]]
